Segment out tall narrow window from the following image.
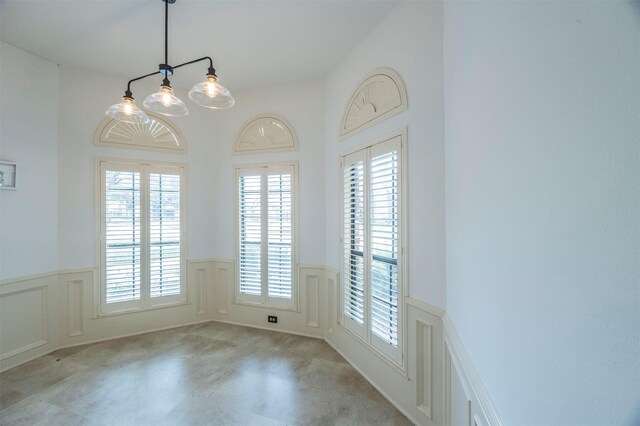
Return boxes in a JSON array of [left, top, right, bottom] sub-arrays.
[[99, 160, 185, 314], [236, 164, 297, 309], [341, 132, 404, 365]]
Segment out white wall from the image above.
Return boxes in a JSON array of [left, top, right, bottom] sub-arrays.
[[444, 1, 640, 425], [57, 65, 222, 268], [56, 66, 326, 269], [0, 42, 59, 280], [204, 79, 327, 265], [325, 1, 446, 308]]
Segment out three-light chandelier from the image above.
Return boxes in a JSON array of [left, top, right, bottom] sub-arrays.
[[106, 0, 234, 124]]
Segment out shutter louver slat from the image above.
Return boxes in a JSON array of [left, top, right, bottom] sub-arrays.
[[149, 173, 182, 298], [104, 170, 141, 303], [268, 173, 292, 299], [343, 161, 365, 325], [239, 175, 262, 295], [370, 151, 399, 347]]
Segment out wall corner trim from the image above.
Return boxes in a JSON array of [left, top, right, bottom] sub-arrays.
[[443, 314, 504, 426]]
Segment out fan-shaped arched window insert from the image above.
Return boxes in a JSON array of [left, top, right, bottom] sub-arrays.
[[340, 67, 408, 139], [94, 113, 187, 153], [234, 114, 298, 155]]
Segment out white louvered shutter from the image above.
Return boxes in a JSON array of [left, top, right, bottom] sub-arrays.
[[149, 172, 181, 298], [340, 134, 403, 365], [104, 169, 141, 304], [239, 174, 262, 296], [237, 165, 296, 308], [101, 161, 185, 314], [343, 153, 366, 332], [369, 149, 399, 348], [267, 172, 292, 299]]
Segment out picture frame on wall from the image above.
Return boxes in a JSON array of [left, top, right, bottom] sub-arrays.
[[0, 161, 17, 190]]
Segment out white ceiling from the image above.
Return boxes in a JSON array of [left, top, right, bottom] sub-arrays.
[[0, 0, 398, 92]]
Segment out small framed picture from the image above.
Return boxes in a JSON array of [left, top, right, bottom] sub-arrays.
[[0, 161, 17, 190]]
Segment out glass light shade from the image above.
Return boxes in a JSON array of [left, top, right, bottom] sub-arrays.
[[143, 85, 189, 116], [105, 97, 150, 124], [188, 76, 235, 109]]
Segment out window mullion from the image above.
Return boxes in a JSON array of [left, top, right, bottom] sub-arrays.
[[260, 167, 269, 303], [140, 165, 150, 307]]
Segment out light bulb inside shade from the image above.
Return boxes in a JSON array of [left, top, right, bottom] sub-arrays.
[[143, 85, 189, 117], [105, 97, 150, 124], [189, 76, 235, 109]]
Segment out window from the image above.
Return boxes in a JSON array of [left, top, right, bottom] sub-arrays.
[[341, 132, 404, 365], [235, 163, 297, 309], [98, 160, 185, 314]]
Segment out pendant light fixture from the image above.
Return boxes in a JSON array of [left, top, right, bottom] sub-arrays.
[[105, 0, 234, 123]]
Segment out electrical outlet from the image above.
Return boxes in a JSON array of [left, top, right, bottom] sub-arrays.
[[268, 315, 278, 324]]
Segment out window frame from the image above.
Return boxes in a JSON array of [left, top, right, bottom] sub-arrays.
[[95, 157, 188, 316], [339, 128, 407, 372], [233, 161, 299, 311]]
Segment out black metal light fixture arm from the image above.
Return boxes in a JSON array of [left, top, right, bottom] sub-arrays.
[[123, 56, 215, 97]]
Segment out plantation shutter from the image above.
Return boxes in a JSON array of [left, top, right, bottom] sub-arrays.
[[101, 161, 185, 314], [342, 152, 366, 334], [267, 172, 293, 299], [369, 148, 399, 348], [239, 174, 262, 296], [236, 165, 296, 308], [340, 133, 403, 364], [104, 168, 141, 303], [149, 172, 182, 298]]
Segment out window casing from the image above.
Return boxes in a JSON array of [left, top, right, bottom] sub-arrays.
[[235, 163, 297, 310], [341, 133, 404, 366], [98, 160, 186, 315]]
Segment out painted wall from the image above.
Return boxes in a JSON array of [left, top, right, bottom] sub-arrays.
[[324, 1, 446, 308], [0, 42, 60, 280], [56, 65, 220, 269], [444, 1, 640, 424], [203, 79, 327, 265], [56, 65, 325, 270]]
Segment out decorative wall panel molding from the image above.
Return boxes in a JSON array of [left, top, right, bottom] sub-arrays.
[[67, 280, 84, 337], [302, 269, 321, 328], [234, 114, 298, 155], [340, 67, 408, 139], [325, 269, 338, 335], [443, 314, 504, 426], [0, 285, 49, 361], [94, 113, 186, 153], [195, 267, 207, 315], [416, 320, 433, 419]]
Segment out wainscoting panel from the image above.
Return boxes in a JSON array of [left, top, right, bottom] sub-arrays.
[[302, 268, 321, 328], [416, 320, 433, 419], [195, 267, 207, 315], [443, 315, 503, 426], [1, 266, 503, 426], [325, 268, 338, 336], [0, 285, 48, 360], [0, 273, 59, 371], [67, 279, 84, 337]]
